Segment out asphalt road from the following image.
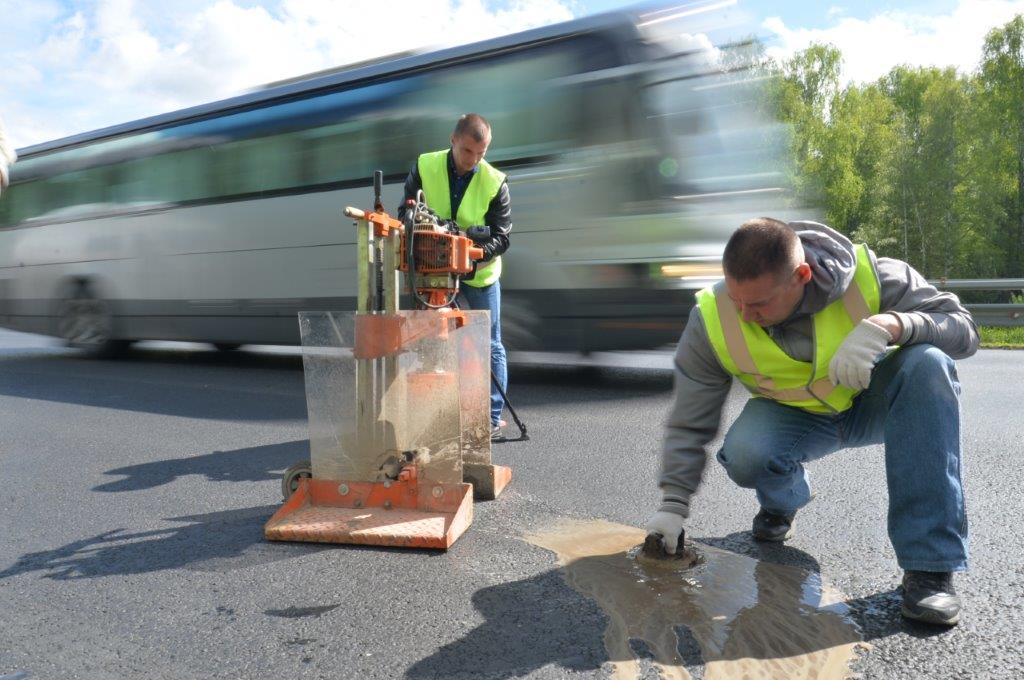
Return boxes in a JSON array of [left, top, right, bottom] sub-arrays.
[[0, 329, 1021, 679]]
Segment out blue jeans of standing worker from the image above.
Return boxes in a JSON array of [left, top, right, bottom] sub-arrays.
[[716, 344, 968, 572], [458, 280, 507, 427]]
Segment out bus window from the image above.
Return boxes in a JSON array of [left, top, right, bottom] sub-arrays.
[[0, 181, 44, 226], [642, 47, 784, 199], [399, 41, 595, 167], [4, 163, 111, 223], [305, 117, 378, 186], [112, 145, 213, 206], [213, 133, 306, 198]]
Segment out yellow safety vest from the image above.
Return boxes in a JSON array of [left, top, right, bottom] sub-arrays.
[[418, 149, 506, 288], [697, 244, 882, 414]]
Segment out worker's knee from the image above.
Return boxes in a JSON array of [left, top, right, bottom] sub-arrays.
[[716, 435, 773, 488], [900, 344, 953, 373], [888, 344, 958, 395]]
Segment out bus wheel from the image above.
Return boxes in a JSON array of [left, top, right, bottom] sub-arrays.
[[282, 460, 312, 500], [57, 285, 128, 357]]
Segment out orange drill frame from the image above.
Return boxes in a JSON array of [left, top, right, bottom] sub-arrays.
[[265, 200, 510, 551]]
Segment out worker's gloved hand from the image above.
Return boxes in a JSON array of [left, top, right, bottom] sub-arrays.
[[644, 510, 685, 555], [828, 318, 893, 390], [464, 225, 491, 243]]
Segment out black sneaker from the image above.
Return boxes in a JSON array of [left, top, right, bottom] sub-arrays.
[[901, 571, 961, 626], [751, 508, 795, 542]]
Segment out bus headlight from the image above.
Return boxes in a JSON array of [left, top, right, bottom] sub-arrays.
[[651, 261, 724, 287]]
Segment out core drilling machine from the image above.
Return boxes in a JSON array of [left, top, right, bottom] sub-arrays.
[[264, 171, 511, 549]]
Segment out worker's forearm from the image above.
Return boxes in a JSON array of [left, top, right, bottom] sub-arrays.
[[876, 257, 980, 359], [477, 181, 511, 261], [659, 313, 732, 517], [479, 233, 509, 261], [483, 182, 512, 235], [868, 313, 902, 340], [890, 310, 979, 359]]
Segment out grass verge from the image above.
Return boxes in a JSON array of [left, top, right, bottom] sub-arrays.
[[979, 326, 1024, 349]]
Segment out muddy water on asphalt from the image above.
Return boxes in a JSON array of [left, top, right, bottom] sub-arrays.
[[525, 519, 866, 680]]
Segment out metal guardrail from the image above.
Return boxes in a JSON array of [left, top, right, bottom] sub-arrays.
[[929, 279, 1024, 327]]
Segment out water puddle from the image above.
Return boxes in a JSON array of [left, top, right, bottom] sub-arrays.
[[525, 519, 866, 679]]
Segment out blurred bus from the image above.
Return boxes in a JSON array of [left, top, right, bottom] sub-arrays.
[[0, 3, 787, 355]]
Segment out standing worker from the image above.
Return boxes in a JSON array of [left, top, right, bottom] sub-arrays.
[[399, 113, 512, 440], [0, 116, 15, 197], [645, 217, 978, 626]]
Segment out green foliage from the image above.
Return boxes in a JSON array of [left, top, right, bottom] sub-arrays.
[[764, 15, 1024, 279], [979, 326, 1024, 347]]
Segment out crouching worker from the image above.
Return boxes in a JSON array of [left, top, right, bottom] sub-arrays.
[[645, 217, 978, 626]]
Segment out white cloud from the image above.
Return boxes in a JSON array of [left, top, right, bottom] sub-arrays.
[[764, 0, 1024, 85], [0, 0, 574, 148]]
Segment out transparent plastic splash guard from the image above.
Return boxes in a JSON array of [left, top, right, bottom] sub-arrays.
[[263, 309, 489, 549]]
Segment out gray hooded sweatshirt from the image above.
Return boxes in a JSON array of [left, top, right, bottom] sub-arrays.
[[659, 221, 980, 518]]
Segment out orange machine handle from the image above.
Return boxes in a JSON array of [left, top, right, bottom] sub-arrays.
[[345, 206, 404, 237]]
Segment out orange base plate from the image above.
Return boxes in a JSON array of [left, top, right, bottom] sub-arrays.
[[464, 463, 512, 500], [264, 477, 474, 550]]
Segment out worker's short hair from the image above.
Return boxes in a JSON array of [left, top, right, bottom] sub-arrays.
[[453, 114, 491, 143], [722, 217, 802, 281]]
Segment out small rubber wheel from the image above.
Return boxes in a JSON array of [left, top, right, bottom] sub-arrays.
[[281, 460, 312, 500]]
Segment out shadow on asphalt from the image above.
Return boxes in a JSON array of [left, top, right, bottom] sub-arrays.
[[407, 533, 949, 679], [0, 351, 308, 421], [0, 506, 323, 579], [509, 363, 673, 396], [697, 533, 953, 644], [0, 348, 671, 421], [92, 440, 310, 493], [406, 567, 611, 678], [0, 517, 950, 676], [0, 506, 453, 581]]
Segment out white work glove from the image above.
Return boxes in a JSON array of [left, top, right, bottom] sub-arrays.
[[644, 510, 686, 555], [828, 318, 893, 390]]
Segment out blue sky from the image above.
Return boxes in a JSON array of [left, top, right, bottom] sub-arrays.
[[1, 0, 1021, 148]]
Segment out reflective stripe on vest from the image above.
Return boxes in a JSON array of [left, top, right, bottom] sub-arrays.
[[697, 243, 882, 414], [417, 149, 506, 288]]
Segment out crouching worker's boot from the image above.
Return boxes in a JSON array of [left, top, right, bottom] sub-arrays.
[[749, 510, 794, 540], [901, 570, 961, 626], [751, 508, 795, 542]]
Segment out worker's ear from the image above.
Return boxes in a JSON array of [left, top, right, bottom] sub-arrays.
[[795, 262, 812, 284]]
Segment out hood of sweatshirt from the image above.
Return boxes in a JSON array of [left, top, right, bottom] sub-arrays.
[[786, 220, 858, 320]]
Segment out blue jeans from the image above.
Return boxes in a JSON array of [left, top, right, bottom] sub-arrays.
[[458, 280, 507, 426], [716, 344, 968, 572]]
